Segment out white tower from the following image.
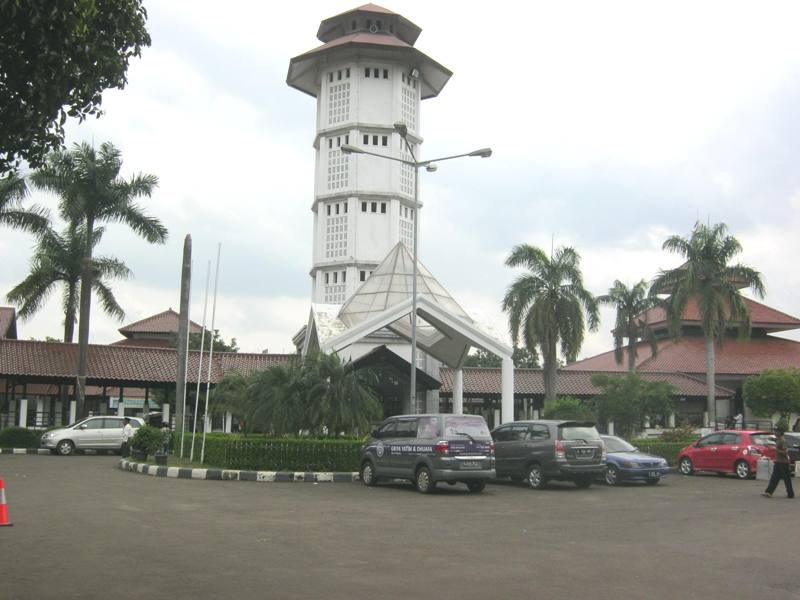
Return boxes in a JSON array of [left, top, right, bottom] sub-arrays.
[[287, 4, 452, 305]]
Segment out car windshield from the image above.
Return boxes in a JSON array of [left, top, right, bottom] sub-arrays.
[[444, 416, 490, 438], [559, 425, 601, 442], [603, 436, 636, 453]]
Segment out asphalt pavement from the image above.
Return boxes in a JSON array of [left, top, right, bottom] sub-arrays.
[[0, 455, 796, 600]]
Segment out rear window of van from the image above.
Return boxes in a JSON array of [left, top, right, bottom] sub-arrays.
[[444, 416, 490, 438]]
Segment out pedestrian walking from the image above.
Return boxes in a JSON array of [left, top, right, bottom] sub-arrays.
[[121, 418, 134, 457], [762, 427, 795, 499]]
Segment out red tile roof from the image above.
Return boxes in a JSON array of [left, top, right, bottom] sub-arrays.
[[438, 367, 732, 398], [0, 307, 17, 340], [298, 31, 413, 59], [641, 297, 800, 332], [118, 309, 202, 336], [0, 339, 293, 386], [110, 338, 174, 349], [566, 335, 800, 376]]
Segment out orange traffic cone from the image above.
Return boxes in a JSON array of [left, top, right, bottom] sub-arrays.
[[0, 478, 12, 526]]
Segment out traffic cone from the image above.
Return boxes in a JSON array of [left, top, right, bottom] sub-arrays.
[[0, 478, 12, 526]]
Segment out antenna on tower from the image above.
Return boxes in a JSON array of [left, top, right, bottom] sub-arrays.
[[550, 233, 554, 258]]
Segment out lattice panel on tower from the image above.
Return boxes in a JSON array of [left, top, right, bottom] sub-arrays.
[[401, 78, 418, 131], [327, 146, 349, 190], [325, 211, 348, 259], [324, 283, 346, 304], [399, 205, 414, 250], [400, 146, 415, 196], [327, 81, 350, 125]]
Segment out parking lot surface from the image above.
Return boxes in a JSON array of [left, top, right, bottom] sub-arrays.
[[1, 455, 797, 600]]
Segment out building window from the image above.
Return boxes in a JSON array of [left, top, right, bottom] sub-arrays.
[[337, 70, 342, 81], [328, 139, 332, 149], [335, 204, 340, 215], [383, 69, 389, 79], [351, 20, 356, 30], [381, 135, 388, 146], [373, 68, 379, 78], [380, 202, 386, 214], [346, 68, 350, 78], [345, 134, 349, 144], [341, 271, 346, 283], [325, 273, 329, 284], [328, 73, 333, 83], [371, 202, 377, 213], [360, 270, 366, 281], [344, 203, 348, 213], [333, 272, 338, 284], [377, 20, 383, 30], [366, 19, 372, 29], [326, 204, 331, 216], [364, 68, 370, 78], [363, 134, 369, 144], [372, 135, 378, 145], [328, 80, 351, 125], [361, 202, 367, 212]]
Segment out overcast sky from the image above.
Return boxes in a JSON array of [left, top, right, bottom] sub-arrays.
[[3, 0, 800, 358]]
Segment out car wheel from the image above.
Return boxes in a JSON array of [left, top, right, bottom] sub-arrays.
[[645, 478, 660, 485], [56, 440, 74, 456], [604, 465, 620, 486], [678, 457, 694, 475], [361, 461, 378, 487], [415, 466, 436, 494], [574, 476, 593, 489], [526, 464, 546, 490], [734, 460, 752, 480], [466, 481, 486, 493]]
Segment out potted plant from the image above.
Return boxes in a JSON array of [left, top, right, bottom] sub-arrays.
[[130, 425, 164, 461]]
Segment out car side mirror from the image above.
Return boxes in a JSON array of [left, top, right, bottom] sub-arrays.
[[79, 424, 88, 430], [371, 428, 381, 439]]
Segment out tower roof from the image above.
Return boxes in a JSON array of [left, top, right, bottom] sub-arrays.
[[317, 4, 422, 46], [118, 309, 202, 338]]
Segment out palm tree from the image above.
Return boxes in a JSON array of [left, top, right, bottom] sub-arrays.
[[597, 280, 661, 373], [31, 142, 167, 417], [502, 244, 599, 406], [0, 171, 48, 233], [246, 362, 305, 434], [301, 352, 381, 435], [6, 223, 130, 342], [650, 222, 765, 425]]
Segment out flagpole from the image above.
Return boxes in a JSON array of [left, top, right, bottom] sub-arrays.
[[201, 243, 221, 464], [179, 259, 193, 459], [190, 260, 211, 462]]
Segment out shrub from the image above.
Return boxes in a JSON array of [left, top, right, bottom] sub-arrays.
[[543, 396, 597, 421], [629, 440, 688, 466], [131, 425, 165, 455], [658, 426, 700, 443], [0, 427, 41, 448]]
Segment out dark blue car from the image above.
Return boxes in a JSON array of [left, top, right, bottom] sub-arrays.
[[601, 435, 670, 486]]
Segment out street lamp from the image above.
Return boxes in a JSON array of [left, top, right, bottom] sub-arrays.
[[341, 127, 491, 413]]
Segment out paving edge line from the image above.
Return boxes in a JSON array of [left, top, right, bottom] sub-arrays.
[[117, 459, 361, 483]]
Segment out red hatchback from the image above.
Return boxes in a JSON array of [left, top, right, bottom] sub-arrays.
[[678, 430, 776, 479]]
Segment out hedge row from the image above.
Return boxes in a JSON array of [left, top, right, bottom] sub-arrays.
[[0, 427, 41, 448], [172, 433, 363, 472], [630, 440, 689, 466]]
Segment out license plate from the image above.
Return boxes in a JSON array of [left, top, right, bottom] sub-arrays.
[[461, 460, 481, 470], [648, 471, 660, 478]]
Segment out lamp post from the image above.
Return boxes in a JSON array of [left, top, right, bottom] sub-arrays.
[[342, 128, 491, 413]]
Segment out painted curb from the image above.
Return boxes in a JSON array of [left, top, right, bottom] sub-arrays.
[[118, 459, 360, 483], [1, 448, 53, 455]]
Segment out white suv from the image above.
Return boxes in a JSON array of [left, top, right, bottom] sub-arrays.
[[41, 416, 144, 455]]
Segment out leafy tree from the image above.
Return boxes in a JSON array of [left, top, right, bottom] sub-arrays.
[[31, 141, 166, 416], [503, 244, 599, 406], [463, 346, 540, 368], [0, 1, 151, 173], [7, 223, 130, 342], [597, 280, 661, 373], [542, 396, 597, 421], [650, 222, 764, 424], [188, 330, 239, 353], [512, 346, 540, 369], [591, 373, 674, 438], [246, 361, 305, 435], [744, 368, 800, 425], [0, 172, 49, 233], [209, 372, 248, 420]]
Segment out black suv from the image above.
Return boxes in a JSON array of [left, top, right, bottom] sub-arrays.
[[360, 414, 496, 494], [491, 420, 607, 489]]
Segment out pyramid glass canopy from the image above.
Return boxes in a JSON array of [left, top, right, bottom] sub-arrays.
[[337, 243, 472, 346]]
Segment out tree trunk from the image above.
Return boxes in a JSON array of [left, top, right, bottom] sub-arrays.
[[627, 336, 636, 374], [75, 220, 95, 419], [543, 340, 558, 407], [63, 283, 77, 343], [705, 334, 716, 427], [175, 234, 192, 449]]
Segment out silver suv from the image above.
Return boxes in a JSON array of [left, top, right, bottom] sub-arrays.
[[41, 416, 144, 455], [492, 420, 607, 489], [360, 413, 496, 494]]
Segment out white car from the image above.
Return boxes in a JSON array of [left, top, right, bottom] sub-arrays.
[[41, 416, 144, 455]]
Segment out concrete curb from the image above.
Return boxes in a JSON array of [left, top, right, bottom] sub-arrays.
[[118, 459, 360, 483], [0, 448, 52, 455]]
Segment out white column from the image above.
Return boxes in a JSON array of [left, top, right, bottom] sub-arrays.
[[607, 421, 615, 436], [224, 411, 232, 433], [163, 403, 171, 428], [703, 411, 709, 427], [69, 400, 77, 424], [117, 400, 124, 417], [668, 412, 676, 428], [18, 398, 28, 427], [533, 409, 540, 420], [204, 414, 212, 433], [453, 368, 463, 415], [501, 356, 514, 424]]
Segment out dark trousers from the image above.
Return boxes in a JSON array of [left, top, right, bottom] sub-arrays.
[[121, 441, 130, 457], [765, 462, 795, 497]]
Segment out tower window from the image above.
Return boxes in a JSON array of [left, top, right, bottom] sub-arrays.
[[366, 19, 372, 29], [351, 20, 356, 30], [371, 202, 377, 213], [363, 134, 369, 145], [344, 203, 348, 213], [411, 209, 415, 220], [328, 73, 333, 83], [373, 68, 379, 78], [383, 69, 389, 79], [345, 134, 349, 144], [364, 68, 370, 78], [325, 273, 329, 284], [335, 204, 340, 215], [327, 138, 332, 149], [360, 270, 366, 281], [381, 135, 388, 146], [380, 203, 386, 214], [341, 271, 346, 283], [361, 202, 367, 212], [333, 272, 338, 284], [337, 136, 341, 147], [377, 20, 383, 30], [337, 70, 342, 81], [372, 135, 378, 145], [346, 68, 350, 78]]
